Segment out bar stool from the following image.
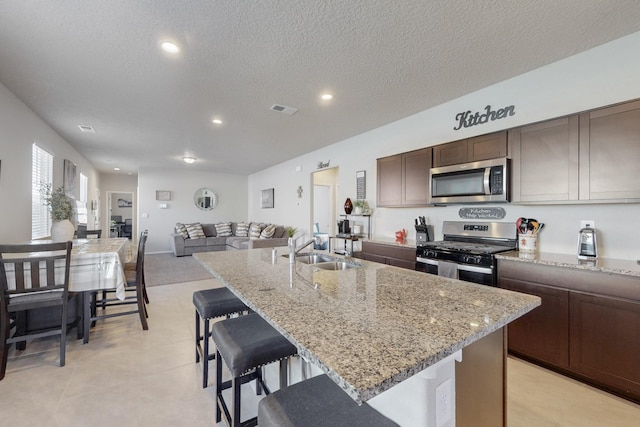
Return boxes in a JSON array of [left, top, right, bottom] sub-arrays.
[[258, 374, 400, 427], [193, 288, 248, 388], [211, 313, 297, 427]]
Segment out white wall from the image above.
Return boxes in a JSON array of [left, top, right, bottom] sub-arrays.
[[0, 82, 100, 243], [248, 32, 640, 260], [138, 168, 248, 253]]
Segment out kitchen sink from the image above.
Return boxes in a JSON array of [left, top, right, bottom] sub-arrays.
[[314, 261, 361, 270], [282, 253, 336, 264]]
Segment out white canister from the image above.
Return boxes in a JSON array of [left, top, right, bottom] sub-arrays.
[[519, 234, 538, 252], [352, 225, 362, 235]]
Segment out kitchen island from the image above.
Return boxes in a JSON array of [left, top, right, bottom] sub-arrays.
[[194, 248, 540, 426]]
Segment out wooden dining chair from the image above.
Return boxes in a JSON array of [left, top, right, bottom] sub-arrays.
[[0, 241, 73, 380], [76, 227, 102, 239], [85, 229, 102, 238], [75, 225, 88, 238], [88, 233, 148, 335], [96, 231, 148, 312]]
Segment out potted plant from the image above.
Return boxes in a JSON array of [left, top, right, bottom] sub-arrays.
[[40, 182, 75, 241], [353, 199, 369, 215], [285, 226, 297, 238]]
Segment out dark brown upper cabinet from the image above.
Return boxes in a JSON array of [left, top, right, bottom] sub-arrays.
[[433, 131, 507, 167], [510, 98, 640, 204], [377, 147, 432, 207], [509, 116, 580, 203], [579, 99, 640, 201]]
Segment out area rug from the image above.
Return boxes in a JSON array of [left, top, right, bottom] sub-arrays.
[[144, 253, 214, 286]]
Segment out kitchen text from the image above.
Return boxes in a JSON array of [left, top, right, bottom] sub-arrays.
[[453, 105, 516, 130]]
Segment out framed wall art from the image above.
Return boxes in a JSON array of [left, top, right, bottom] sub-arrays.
[[261, 188, 274, 208], [155, 190, 171, 201]]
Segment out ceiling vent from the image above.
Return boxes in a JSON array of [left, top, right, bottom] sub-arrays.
[[78, 125, 95, 133], [270, 104, 298, 115]]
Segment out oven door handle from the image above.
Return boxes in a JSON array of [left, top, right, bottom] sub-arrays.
[[416, 257, 437, 266], [457, 263, 493, 275], [416, 257, 493, 275]]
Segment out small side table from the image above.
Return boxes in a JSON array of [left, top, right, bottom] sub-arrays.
[[328, 235, 358, 255]]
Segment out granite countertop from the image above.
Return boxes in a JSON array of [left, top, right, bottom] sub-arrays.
[[496, 251, 640, 278], [194, 248, 540, 403]]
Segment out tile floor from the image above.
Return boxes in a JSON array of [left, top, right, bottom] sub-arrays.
[[1, 278, 639, 426]]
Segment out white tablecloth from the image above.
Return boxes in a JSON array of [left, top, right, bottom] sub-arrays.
[[4, 238, 129, 300]]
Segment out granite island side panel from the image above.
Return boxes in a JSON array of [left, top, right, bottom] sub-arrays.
[[194, 248, 540, 403]]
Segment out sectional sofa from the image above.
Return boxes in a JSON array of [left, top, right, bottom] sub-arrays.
[[171, 221, 288, 256]]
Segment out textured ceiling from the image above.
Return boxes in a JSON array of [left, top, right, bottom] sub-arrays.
[[1, 1, 640, 175]]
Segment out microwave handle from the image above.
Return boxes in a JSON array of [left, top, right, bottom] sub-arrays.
[[483, 167, 491, 194]]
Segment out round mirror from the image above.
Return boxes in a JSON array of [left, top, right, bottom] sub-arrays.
[[194, 187, 218, 210]]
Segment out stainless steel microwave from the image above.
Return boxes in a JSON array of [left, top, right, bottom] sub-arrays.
[[428, 158, 509, 205]]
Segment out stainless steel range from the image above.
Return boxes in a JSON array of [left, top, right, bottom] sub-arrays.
[[415, 221, 517, 286]]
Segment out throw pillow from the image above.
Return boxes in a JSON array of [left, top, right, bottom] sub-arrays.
[[185, 222, 206, 239], [175, 223, 189, 239], [260, 224, 276, 239], [249, 223, 264, 240], [215, 222, 232, 237], [235, 222, 250, 237]]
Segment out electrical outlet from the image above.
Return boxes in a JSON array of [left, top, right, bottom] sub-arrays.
[[581, 220, 595, 229], [435, 378, 452, 426]]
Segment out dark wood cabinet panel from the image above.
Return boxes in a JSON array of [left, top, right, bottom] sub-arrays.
[[580, 99, 640, 201], [467, 132, 508, 162], [361, 252, 387, 264], [433, 131, 507, 167], [500, 277, 569, 367], [377, 147, 431, 207], [570, 292, 640, 399], [376, 154, 403, 207], [433, 139, 468, 167], [509, 99, 640, 204], [362, 241, 416, 270], [509, 116, 579, 203], [402, 147, 432, 206], [498, 258, 640, 403]]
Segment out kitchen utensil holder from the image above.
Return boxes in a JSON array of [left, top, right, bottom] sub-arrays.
[[519, 234, 537, 252]]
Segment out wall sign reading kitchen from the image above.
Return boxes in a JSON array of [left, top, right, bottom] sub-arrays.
[[459, 207, 506, 219], [454, 104, 516, 130]]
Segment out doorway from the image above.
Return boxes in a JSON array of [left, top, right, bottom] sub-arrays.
[[106, 191, 135, 239], [312, 167, 338, 248]]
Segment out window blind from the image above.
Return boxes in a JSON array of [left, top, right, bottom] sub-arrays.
[[77, 172, 89, 224], [80, 172, 88, 202], [32, 143, 53, 239]]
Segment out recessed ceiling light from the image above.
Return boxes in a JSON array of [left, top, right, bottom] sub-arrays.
[[161, 41, 180, 54], [321, 93, 334, 101], [212, 118, 223, 125], [183, 157, 196, 164], [114, 167, 120, 171]]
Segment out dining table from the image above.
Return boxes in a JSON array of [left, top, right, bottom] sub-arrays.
[[69, 238, 129, 343], [5, 238, 130, 343]]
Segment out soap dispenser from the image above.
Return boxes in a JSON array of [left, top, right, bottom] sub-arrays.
[[577, 226, 598, 259]]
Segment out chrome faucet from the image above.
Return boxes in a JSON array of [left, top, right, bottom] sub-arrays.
[[289, 236, 321, 263]]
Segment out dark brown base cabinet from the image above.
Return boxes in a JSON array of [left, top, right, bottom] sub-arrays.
[[498, 259, 640, 403], [361, 241, 416, 270]]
